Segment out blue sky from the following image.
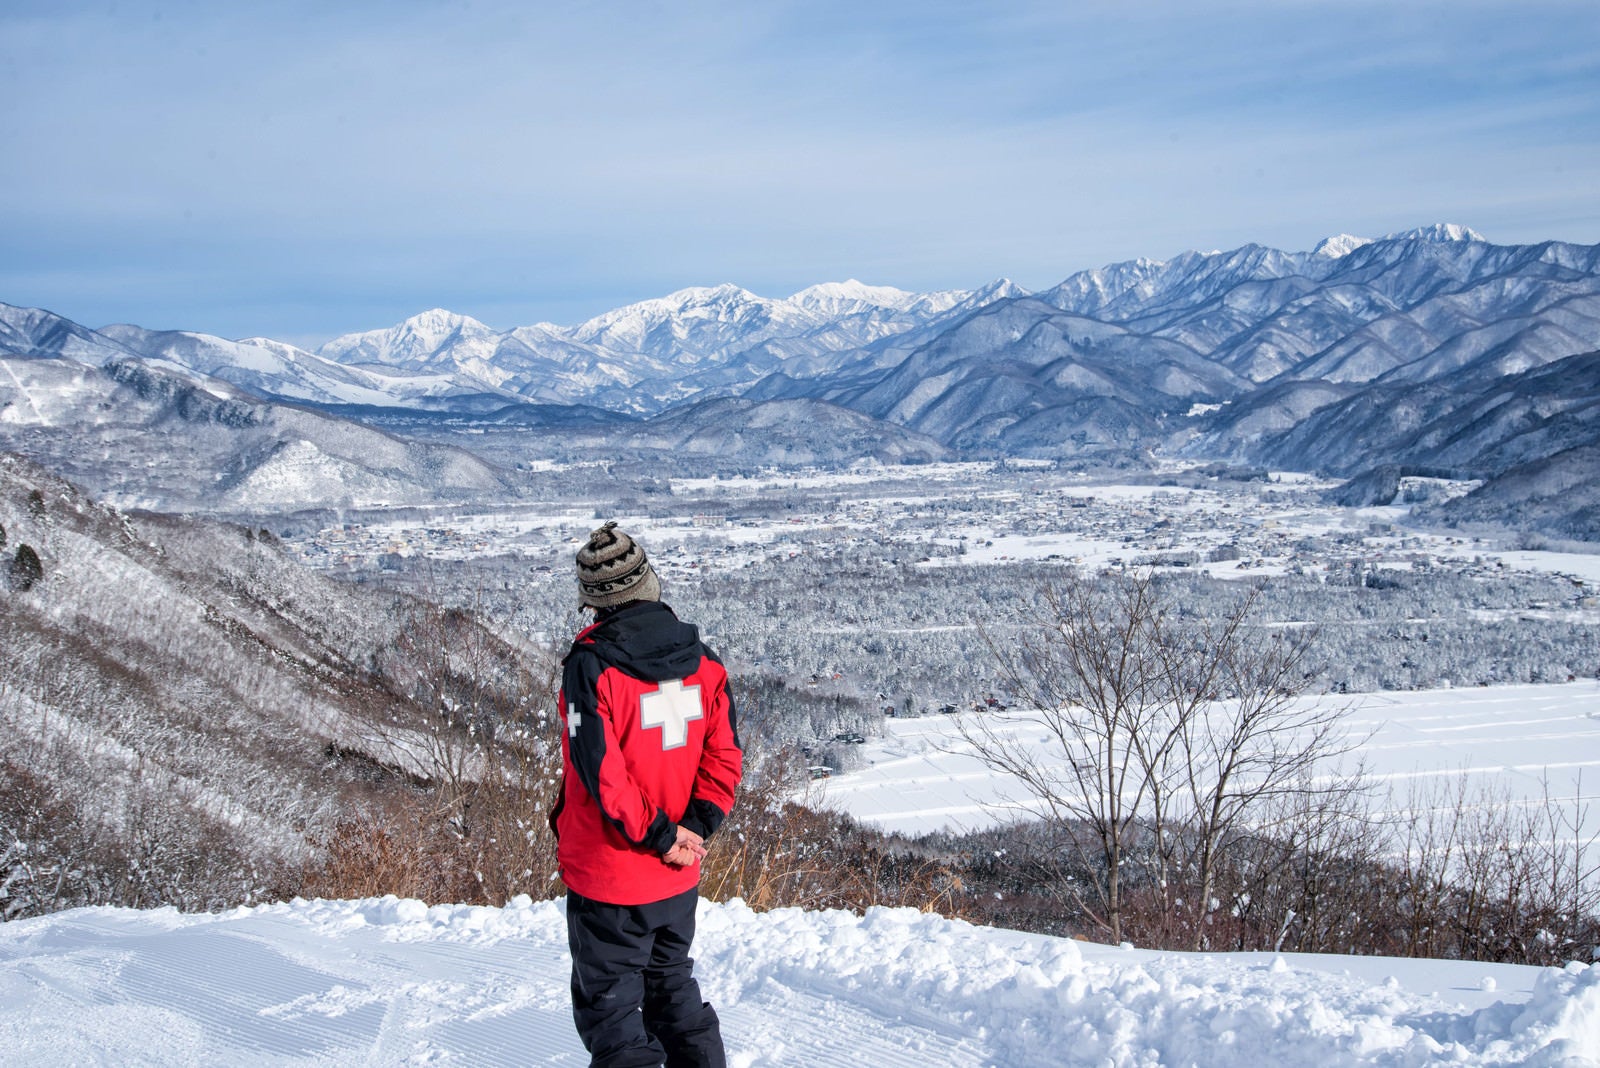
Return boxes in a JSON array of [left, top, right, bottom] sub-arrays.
[[3, 1, 1598, 346]]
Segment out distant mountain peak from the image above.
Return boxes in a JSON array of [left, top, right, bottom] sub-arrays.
[[568, 284, 766, 345], [789, 280, 922, 313], [237, 336, 317, 356], [398, 308, 492, 332], [313, 307, 499, 369], [1385, 223, 1487, 244], [1312, 233, 1373, 258], [658, 283, 760, 305]]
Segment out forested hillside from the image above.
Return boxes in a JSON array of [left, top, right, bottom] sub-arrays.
[[0, 454, 557, 919]]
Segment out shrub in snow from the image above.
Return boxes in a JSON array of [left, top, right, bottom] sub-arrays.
[[6, 544, 41, 592]]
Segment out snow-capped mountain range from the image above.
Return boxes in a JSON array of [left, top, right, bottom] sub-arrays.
[[0, 279, 997, 417], [2, 224, 1598, 532], [4, 223, 1554, 426], [306, 279, 992, 412]]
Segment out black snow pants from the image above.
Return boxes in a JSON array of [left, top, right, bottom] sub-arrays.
[[565, 887, 726, 1068]]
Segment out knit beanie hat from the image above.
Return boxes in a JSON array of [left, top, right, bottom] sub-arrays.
[[576, 520, 661, 609]]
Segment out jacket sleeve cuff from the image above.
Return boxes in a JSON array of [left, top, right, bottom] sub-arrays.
[[643, 811, 678, 854], [679, 799, 727, 841]]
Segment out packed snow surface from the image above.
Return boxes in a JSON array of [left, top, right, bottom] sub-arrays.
[[2, 895, 1597, 1066]]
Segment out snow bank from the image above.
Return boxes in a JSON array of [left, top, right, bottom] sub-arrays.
[[2, 896, 1597, 1066]]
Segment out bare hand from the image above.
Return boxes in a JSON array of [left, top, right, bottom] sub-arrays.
[[663, 826, 707, 867]]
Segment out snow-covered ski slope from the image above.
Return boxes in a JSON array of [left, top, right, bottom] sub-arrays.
[[2, 894, 1597, 1067], [819, 683, 1600, 837]]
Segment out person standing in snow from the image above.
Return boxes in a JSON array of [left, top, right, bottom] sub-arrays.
[[550, 521, 743, 1068]]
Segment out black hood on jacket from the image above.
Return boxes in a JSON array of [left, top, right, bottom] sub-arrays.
[[582, 601, 707, 682]]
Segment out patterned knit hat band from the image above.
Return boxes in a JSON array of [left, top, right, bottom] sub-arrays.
[[576, 521, 661, 608]]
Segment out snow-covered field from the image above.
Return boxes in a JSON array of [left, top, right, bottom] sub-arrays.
[[817, 683, 1600, 838], [3, 894, 1597, 1067]]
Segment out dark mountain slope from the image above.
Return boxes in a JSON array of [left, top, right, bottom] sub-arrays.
[[1421, 444, 1600, 542], [1239, 351, 1600, 480]]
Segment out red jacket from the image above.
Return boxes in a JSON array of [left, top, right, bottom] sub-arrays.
[[551, 601, 743, 905]]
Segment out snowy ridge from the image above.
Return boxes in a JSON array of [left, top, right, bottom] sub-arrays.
[[1, 896, 1595, 1066], [96, 323, 440, 409], [1385, 223, 1488, 243], [0, 300, 139, 366], [1313, 233, 1373, 258], [789, 279, 923, 312], [0, 351, 521, 511], [787, 279, 975, 319], [319, 308, 499, 370]]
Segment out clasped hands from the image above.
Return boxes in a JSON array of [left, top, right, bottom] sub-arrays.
[[663, 825, 707, 867]]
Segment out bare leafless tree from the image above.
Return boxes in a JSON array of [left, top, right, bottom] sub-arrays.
[[961, 572, 1176, 942], [1151, 584, 1363, 948], [965, 569, 1360, 946]]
